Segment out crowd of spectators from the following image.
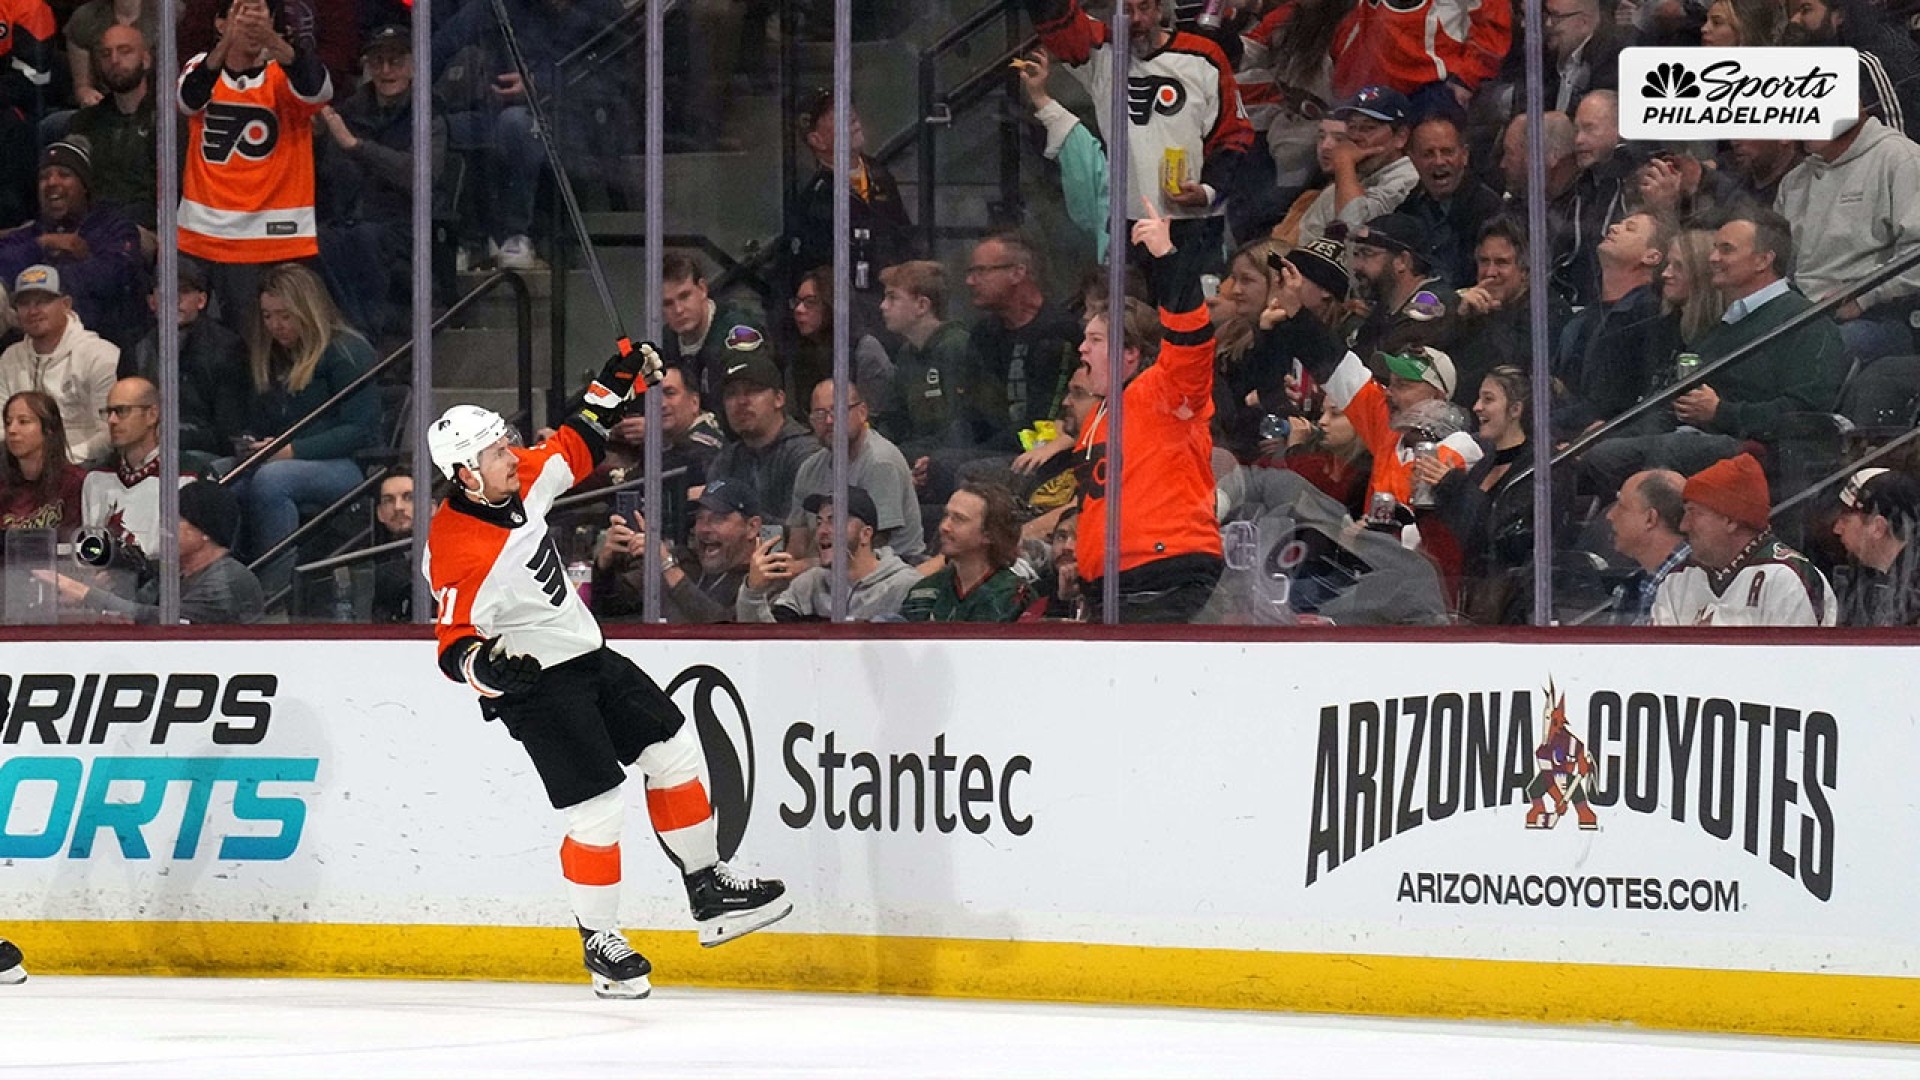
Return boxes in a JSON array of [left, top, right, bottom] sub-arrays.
[[4, 0, 1920, 629]]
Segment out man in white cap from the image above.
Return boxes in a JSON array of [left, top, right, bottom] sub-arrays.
[[1832, 466, 1920, 626], [423, 342, 789, 1001], [0, 263, 119, 464]]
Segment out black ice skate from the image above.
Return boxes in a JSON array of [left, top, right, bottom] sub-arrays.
[[0, 938, 24, 985], [686, 863, 792, 948], [579, 925, 651, 999]]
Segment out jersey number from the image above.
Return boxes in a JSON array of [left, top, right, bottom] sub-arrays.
[[434, 586, 457, 625]]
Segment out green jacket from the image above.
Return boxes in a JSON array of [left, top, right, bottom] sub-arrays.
[[1691, 288, 1847, 441], [898, 564, 1031, 623]]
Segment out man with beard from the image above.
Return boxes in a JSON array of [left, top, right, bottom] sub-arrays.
[[1785, 0, 1920, 141], [1397, 113, 1504, 289], [963, 232, 1081, 451], [596, 477, 763, 624], [736, 486, 920, 621], [1347, 213, 1458, 366], [0, 139, 143, 352], [70, 25, 157, 237], [1724, 139, 1803, 207], [1831, 466, 1920, 626], [898, 482, 1033, 622]]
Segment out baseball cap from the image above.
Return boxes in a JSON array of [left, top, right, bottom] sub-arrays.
[[1352, 213, 1429, 259], [1839, 467, 1920, 526], [803, 486, 881, 532], [1840, 467, 1892, 510], [176, 258, 210, 295], [721, 352, 783, 392], [697, 477, 761, 519], [1383, 347, 1457, 398], [362, 24, 411, 55], [13, 264, 64, 299], [1332, 85, 1411, 125]]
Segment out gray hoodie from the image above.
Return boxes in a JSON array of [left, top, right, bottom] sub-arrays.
[[736, 552, 921, 622], [1776, 117, 1920, 315]]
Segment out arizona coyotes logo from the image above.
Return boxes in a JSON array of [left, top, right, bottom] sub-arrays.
[[200, 103, 280, 164], [1524, 681, 1598, 830], [526, 535, 567, 606], [1126, 76, 1187, 125]]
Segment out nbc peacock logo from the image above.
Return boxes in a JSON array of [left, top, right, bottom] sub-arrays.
[[1641, 61, 1701, 100]]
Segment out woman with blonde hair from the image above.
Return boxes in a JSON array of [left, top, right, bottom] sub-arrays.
[[1701, 0, 1783, 46], [226, 263, 380, 590], [1648, 228, 1727, 381]]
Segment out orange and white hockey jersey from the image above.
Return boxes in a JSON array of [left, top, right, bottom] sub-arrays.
[[177, 53, 331, 264], [426, 424, 604, 683]]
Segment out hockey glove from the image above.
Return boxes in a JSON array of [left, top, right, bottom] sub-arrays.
[[463, 636, 542, 697], [578, 342, 665, 433]]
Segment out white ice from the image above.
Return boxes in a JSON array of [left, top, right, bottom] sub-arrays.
[[3, 976, 1918, 1079]]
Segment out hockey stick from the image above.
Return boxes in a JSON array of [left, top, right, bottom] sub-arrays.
[[484, 0, 656, 383]]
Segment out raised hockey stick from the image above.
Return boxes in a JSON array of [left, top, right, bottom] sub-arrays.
[[485, 0, 656, 383]]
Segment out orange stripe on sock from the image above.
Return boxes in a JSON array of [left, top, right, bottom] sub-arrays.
[[559, 837, 621, 886], [645, 779, 712, 833]]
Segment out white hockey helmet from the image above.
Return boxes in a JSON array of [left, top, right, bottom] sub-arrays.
[[428, 404, 510, 482]]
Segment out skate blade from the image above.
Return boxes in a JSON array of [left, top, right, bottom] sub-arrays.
[[591, 973, 652, 1000], [698, 898, 794, 948], [0, 965, 25, 985]]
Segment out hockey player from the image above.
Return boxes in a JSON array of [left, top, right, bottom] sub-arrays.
[[425, 344, 791, 1000], [0, 937, 24, 983]]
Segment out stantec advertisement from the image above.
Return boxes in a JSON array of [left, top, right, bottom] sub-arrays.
[[0, 639, 1912, 979]]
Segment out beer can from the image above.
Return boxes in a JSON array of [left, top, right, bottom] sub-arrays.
[[1674, 352, 1701, 382]]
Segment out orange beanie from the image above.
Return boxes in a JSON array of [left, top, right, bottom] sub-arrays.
[[1683, 453, 1771, 530]]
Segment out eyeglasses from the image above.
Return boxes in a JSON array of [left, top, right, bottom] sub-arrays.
[[809, 402, 865, 420], [789, 296, 822, 309], [1064, 387, 1105, 403], [98, 404, 153, 419], [965, 263, 1018, 278]]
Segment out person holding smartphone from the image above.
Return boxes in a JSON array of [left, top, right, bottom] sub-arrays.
[[594, 478, 763, 624]]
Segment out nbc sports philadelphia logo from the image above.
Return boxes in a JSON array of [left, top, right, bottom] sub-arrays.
[[1620, 47, 1858, 141]]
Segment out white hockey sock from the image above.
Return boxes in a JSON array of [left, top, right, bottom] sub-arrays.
[[561, 787, 625, 931], [637, 725, 719, 874]]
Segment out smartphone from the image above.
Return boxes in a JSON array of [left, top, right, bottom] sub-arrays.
[[613, 489, 642, 525], [759, 523, 787, 553], [1267, 250, 1293, 277]]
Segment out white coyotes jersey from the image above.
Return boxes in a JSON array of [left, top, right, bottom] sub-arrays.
[[1651, 538, 1836, 628], [425, 426, 602, 673]]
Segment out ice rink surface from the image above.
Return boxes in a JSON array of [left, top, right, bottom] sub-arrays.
[[4, 976, 1920, 1079]]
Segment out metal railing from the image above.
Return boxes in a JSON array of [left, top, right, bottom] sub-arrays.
[[220, 271, 536, 607], [1501, 244, 1920, 504]]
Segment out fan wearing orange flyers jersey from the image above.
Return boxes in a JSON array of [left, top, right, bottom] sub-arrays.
[[176, 0, 329, 332], [424, 343, 790, 1000], [1070, 197, 1226, 623]]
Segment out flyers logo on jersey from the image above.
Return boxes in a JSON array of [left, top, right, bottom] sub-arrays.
[[527, 535, 567, 606], [200, 103, 281, 164], [1126, 76, 1187, 125]]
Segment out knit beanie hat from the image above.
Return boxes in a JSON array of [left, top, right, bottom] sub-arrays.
[[39, 136, 92, 194], [1683, 453, 1771, 531]]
